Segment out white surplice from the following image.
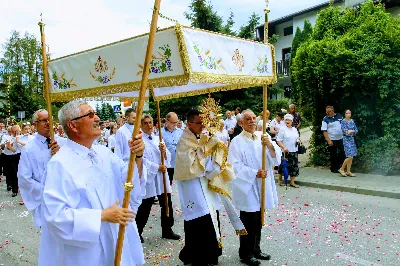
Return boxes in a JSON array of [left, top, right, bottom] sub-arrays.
[[115, 123, 134, 162], [228, 130, 281, 212], [38, 139, 147, 266], [18, 134, 66, 227], [176, 157, 221, 221], [142, 132, 172, 199]]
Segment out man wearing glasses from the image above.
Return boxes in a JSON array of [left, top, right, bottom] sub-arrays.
[[37, 100, 146, 266], [18, 109, 65, 224], [162, 112, 182, 186], [115, 108, 137, 162]]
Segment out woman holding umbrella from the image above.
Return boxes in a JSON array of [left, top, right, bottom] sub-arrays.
[[276, 114, 300, 188]]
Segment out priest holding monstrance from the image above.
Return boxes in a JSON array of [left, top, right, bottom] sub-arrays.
[[174, 97, 247, 266]]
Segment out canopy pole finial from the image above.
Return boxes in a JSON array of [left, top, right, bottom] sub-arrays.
[[38, 15, 55, 143]]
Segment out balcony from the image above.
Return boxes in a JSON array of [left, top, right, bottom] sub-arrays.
[[276, 59, 290, 77]]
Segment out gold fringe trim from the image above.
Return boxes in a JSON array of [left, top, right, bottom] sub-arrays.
[[236, 229, 248, 236], [153, 79, 277, 101], [208, 184, 232, 200], [218, 238, 224, 249], [50, 74, 188, 102], [174, 24, 192, 79]]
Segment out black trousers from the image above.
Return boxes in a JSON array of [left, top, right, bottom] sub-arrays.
[[179, 212, 222, 266], [135, 193, 174, 236], [239, 211, 262, 259], [4, 154, 20, 193], [0, 153, 5, 176], [329, 140, 345, 172], [167, 168, 174, 186]]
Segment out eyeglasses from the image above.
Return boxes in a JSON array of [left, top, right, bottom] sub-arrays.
[[71, 111, 98, 121]]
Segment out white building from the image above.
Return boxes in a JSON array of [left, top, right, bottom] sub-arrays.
[[255, 0, 400, 99]]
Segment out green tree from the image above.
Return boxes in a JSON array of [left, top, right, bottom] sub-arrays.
[[290, 20, 313, 104], [237, 13, 261, 39], [106, 103, 116, 120], [184, 0, 224, 32], [291, 1, 400, 173]]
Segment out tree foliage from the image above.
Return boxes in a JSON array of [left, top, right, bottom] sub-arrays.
[[157, 0, 282, 119], [291, 1, 400, 173]]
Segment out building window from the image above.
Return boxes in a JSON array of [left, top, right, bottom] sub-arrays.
[[283, 26, 293, 36]]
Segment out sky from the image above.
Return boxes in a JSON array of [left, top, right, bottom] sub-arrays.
[[1, 0, 328, 59]]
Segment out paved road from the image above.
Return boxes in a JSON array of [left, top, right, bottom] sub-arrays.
[[1, 179, 399, 266]]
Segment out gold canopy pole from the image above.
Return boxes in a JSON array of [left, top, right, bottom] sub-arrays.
[[38, 15, 55, 142], [114, 0, 161, 265], [261, 0, 271, 227], [156, 100, 169, 217]]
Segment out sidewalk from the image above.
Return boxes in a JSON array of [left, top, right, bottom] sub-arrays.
[[281, 127, 400, 199], [275, 167, 400, 199]]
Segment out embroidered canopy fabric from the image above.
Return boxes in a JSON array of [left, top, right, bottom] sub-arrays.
[[48, 25, 276, 102]]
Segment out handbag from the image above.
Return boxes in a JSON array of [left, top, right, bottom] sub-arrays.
[[297, 140, 307, 154]]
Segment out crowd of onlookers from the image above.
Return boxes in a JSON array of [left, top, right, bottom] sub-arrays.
[[0, 103, 358, 202]]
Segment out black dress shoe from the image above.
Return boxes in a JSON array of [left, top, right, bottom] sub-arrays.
[[12, 193, 18, 197], [7, 186, 12, 191], [240, 257, 261, 266], [140, 235, 144, 243], [162, 231, 181, 240], [255, 252, 271, 260]]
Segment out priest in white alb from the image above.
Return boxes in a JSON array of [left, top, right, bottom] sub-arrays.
[[38, 100, 147, 266], [175, 107, 247, 266], [18, 109, 64, 227], [135, 114, 181, 243], [228, 109, 281, 266]]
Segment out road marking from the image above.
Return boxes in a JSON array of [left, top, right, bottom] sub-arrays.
[[336, 253, 383, 266]]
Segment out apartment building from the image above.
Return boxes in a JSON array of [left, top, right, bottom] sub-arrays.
[[255, 0, 400, 99]]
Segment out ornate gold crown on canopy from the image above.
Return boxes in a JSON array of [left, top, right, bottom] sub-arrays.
[[199, 95, 222, 135]]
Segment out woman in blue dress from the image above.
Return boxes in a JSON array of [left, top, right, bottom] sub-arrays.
[[339, 110, 358, 177]]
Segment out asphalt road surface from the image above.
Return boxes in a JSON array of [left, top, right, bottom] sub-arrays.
[[0, 179, 399, 266]]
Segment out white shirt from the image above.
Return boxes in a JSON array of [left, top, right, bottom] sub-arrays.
[[257, 120, 270, 131], [17, 134, 65, 227], [176, 157, 221, 221], [18, 134, 35, 146], [269, 119, 286, 139], [39, 139, 146, 266], [1, 135, 22, 155], [277, 126, 299, 152], [216, 129, 229, 145], [115, 123, 134, 162], [228, 131, 281, 212], [108, 134, 116, 150], [224, 117, 237, 132], [142, 132, 172, 198]]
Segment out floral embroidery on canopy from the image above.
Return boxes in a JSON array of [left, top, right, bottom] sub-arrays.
[[52, 72, 77, 90], [254, 55, 269, 73], [193, 42, 224, 70], [232, 49, 244, 72], [137, 44, 173, 75], [90, 56, 116, 84]]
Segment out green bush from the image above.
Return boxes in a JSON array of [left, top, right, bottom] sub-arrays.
[[357, 137, 399, 174], [291, 1, 400, 173]]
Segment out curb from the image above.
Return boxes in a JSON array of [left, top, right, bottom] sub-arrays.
[[274, 177, 400, 199]]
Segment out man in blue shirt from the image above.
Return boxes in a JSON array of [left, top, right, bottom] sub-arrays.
[[321, 106, 345, 173], [163, 112, 183, 186]]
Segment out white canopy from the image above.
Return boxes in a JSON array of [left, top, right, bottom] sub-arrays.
[[48, 25, 276, 102]]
